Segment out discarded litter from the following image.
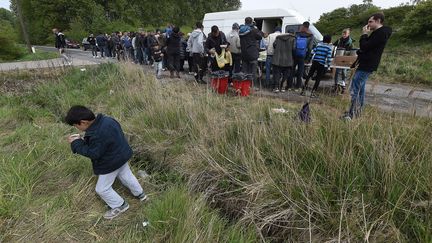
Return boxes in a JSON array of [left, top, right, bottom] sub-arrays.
[[271, 108, 289, 114], [80, 68, 86, 72], [142, 221, 149, 227], [109, 90, 115, 95]]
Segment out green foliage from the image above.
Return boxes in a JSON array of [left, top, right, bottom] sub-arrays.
[[10, 0, 241, 44], [315, 3, 380, 35], [401, 0, 432, 38], [0, 20, 24, 61]]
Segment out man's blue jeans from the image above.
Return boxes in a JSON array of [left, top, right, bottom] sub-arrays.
[[349, 70, 371, 118], [265, 55, 273, 87]]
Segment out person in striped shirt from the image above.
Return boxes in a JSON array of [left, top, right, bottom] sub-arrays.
[[301, 35, 333, 98]]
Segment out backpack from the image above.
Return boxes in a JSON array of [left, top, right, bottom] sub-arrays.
[[298, 102, 311, 123], [295, 36, 308, 57]]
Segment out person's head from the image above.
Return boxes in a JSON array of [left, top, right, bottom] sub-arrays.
[[274, 26, 281, 33], [211, 25, 219, 37], [195, 22, 203, 30], [232, 23, 240, 31], [368, 13, 385, 31], [300, 21, 310, 32], [342, 28, 350, 38], [173, 26, 180, 34], [245, 17, 253, 25], [65, 106, 96, 131], [323, 34, 332, 44]]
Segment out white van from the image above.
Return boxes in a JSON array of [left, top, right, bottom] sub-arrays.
[[203, 8, 323, 41]]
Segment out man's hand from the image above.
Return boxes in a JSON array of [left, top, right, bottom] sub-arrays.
[[362, 25, 371, 35], [67, 134, 81, 144]]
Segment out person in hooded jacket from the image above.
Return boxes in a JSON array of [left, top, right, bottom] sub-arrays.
[[188, 22, 207, 83], [166, 26, 182, 78], [239, 17, 263, 88], [227, 23, 242, 74], [271, 30, 296, 93], [343, 13, 392, 120]]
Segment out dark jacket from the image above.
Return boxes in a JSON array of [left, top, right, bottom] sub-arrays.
[[136, 34, 145, 48], [55, 32, 66, 49], [96, 34, 107, 47], [87, 36, 96, 46], [272, 34, 296, 67], [166, 32, 181, 55], [205, 32, 227, 55], [71, 114, 133, 175], [333, 36, 353, 50], [357, 26, 392, 72], [152, 46, 163, 62], [239, 24, 262, 62]]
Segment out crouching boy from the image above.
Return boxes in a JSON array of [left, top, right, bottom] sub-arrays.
[[65, 105, 147, 219]]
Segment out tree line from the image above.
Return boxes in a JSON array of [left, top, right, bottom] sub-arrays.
[[314, 0, 432, 40], [7, 0, 241, 44]]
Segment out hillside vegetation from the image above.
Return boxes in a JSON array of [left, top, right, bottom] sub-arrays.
[[315, 1, 432, 86], [1, 64, 431, 242]]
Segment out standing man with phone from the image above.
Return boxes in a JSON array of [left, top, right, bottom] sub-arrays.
[[342, 13, 392, 120]]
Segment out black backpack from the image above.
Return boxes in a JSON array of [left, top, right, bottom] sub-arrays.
[[298, 103, 311, 123]]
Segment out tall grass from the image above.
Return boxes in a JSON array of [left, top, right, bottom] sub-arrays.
[[1, 63, 431, 242]]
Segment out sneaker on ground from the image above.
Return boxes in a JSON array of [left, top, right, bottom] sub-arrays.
[[137, 193, 149, 202], [310, 92, 319, 98], [273, 89, 280, 93], [103, 201, 129, 220], [294, 88, 302, 92], [281, 89, 286, 93]]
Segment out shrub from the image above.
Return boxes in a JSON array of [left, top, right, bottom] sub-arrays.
[[401, 0, 432, 38]]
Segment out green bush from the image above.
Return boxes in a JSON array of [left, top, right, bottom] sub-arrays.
[[401, 0, 432, 38], [0, 20, 24, 61]]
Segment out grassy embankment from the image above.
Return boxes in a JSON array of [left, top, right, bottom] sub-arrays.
[[1, 64, 432, 242], [0, 45, 59, 63]]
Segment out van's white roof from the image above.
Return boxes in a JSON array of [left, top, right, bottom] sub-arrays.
[[204, 8, 305, 21]]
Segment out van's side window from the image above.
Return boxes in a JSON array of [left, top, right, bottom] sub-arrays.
[[285, 25, 301, 33]]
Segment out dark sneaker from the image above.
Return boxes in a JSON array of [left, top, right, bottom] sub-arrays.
[[137, 193, 149, 202], [103, 201, 129, 220]]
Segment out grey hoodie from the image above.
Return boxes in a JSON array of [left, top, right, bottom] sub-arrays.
[[187, 29, 205, 54], [227, 30, 241, 54]]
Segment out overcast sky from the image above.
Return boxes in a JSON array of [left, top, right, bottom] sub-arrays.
[[0, 0, 409, 22], [241, 0, 410, 22]]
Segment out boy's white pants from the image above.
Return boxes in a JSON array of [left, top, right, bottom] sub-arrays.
[[95, 162, 144, 208]]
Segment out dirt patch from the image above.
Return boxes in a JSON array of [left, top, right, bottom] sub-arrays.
[[0, 68, 69, 95]]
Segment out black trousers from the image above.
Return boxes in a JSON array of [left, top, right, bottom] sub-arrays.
[[168, 54, 180, 72], [192, 53, 206, 81], [272, 65, 292, 90], [303, 61, 327, 91]]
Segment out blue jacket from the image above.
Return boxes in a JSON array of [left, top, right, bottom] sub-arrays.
[[71, 114, 133, 175]]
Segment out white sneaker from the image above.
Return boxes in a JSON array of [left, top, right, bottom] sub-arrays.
[[273, 89, 280, 93], [103, 201, 129, 220]]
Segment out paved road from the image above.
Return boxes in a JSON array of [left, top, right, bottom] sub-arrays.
[[0, 46, 116, 72], [2, 46, 432, 117]]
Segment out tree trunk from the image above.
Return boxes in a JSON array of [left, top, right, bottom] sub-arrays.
[[16, 0, 32, 53]]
